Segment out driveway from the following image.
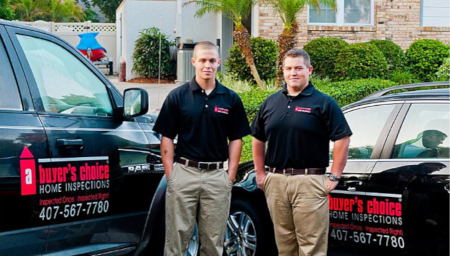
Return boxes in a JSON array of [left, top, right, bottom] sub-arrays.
[[108, 75, 180, 114]]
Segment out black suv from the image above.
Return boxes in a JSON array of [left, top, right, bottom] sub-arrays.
[[226, 83, 450, 256], [0, 20, 172, 256]]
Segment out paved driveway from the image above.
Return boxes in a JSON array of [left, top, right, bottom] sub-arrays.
[[108, 75, 180, 114]]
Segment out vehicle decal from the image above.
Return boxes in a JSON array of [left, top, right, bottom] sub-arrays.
[[19, 146, 111, 222], [329, 191, 405, 250]]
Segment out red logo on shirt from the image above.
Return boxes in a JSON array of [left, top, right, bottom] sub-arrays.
[[214, 106, 229, 114], [20, 146, 36, 196], [295, 106, 311, 113]]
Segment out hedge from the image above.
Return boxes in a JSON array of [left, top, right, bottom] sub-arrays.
[[368, 39, 408, 72], [303, 37, 348, 78], [333, 43, 389, 81], [406, 39, 449, 82], [225, 37, 278, 83], [238, 89, 276, 162], [315, 79, 398, 107]]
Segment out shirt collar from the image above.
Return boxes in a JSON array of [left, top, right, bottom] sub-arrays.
[[189, 76, 226, 95], [282, 81, 315, 97]]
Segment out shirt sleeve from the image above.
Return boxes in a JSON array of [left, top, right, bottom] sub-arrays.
[[228, 95, 251, 141], [324, 97, 353, 141], [251, 99, 268, 142], [153, 92, 179, 140]]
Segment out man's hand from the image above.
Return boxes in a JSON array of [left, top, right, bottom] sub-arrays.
[[256, 171, 267, 190], [252, 138, 267, 191], [161, 137, 175, 182], [325, 178, 339, 192]]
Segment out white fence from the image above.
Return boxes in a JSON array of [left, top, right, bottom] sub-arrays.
[[15, 21, 117, 74]]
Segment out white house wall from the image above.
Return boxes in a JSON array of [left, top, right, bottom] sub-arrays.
[[117, 0, 177, 80], [178, 0, 218, 44]]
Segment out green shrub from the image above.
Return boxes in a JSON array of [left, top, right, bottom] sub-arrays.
[[435, 58, 450, 81], [303, 37, 349, 78], [217, 73, 253, 93], [333, 43, 389, 81], [238, 88, 277, 162], [390, 70, 413, 85], [368, 39, 408, 72], [132, 27, 175, 78], [406, 39, 449, 82], [315, 79, 398, 107], [225, 37, 278, 83]]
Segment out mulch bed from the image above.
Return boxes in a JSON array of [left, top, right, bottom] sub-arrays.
[[128, 77, 176, 84]]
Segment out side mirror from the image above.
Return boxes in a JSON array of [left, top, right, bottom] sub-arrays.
[[123, 88, 149, 118]]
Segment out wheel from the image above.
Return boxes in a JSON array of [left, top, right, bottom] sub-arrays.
[[224, 199, 277, 256]]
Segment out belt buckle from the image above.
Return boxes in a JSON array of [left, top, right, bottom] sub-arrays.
[[198, 162, 218, 170], [283, 168, 294, 175]]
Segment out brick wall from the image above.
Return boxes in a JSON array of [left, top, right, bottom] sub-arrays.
[[258, 0, 449, 50]]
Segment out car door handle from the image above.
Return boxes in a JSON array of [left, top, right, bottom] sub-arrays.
[[344, 180, 363, 191], [344, 180, 363, 186], [56, 138, 84, 149]]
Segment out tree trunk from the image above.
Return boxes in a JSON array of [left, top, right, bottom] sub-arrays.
[[275, 22, 298, 89], [232, 24, 264, 89]]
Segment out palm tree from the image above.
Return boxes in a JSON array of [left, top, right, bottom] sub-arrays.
[[11, 0, 39, 21], [183, 0, 264, 89], [45, 0, 84, 22], [264, 0, 336, 88]]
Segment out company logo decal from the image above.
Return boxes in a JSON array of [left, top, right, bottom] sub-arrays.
[[20, 147, 36, 195], [295, 106, 311, 113], [19, 146, 110, 196], [214, 106, 229, 114]]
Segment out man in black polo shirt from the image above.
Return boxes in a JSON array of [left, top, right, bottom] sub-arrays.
[[153, 41, 250, 256], [252, 49, 352, 256]]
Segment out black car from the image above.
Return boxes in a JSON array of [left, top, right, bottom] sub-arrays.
[[0, 19, 176, 256], [226, 82, 450, 256]]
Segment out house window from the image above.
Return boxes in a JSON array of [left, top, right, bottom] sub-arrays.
[[421, 0, 450, 27], [308, 0, 374, 26]]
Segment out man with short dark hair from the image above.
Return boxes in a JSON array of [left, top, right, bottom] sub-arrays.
[[153, 41, 251, 256], [252, 49, 352, 256]]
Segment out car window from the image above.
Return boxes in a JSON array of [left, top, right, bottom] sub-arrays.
[[0, 39, 22, 110], [332, 104, 395, 159], [16, 35, 113, 116], [392, 104, 449, 159]]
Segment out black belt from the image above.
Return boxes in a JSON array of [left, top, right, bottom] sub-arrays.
[[269, 167, 326, 175], [177, 158, 224, 170]]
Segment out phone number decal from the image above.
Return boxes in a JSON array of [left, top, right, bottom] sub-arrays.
[[330, 228, 405, 248], [39, 200, 109, 221]]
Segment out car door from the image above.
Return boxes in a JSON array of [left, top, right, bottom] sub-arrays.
[[369, 102, 449, 256], [6, 25, 162, 255], [0, 26, 50, 256], [327, 102, 402, 254]]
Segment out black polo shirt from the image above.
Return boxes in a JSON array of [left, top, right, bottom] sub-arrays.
[[153, 77, 251, 162], [252, 82, 352, 169]]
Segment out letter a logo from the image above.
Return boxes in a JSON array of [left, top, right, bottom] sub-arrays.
[[20, 147, 36, 195]]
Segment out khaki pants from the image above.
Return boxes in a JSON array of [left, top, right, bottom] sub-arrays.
[[263, 173, 330, 256], [165, 163, 232, 256]]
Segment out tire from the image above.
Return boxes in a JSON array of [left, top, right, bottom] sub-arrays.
[[224, 199, 277, 256]]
